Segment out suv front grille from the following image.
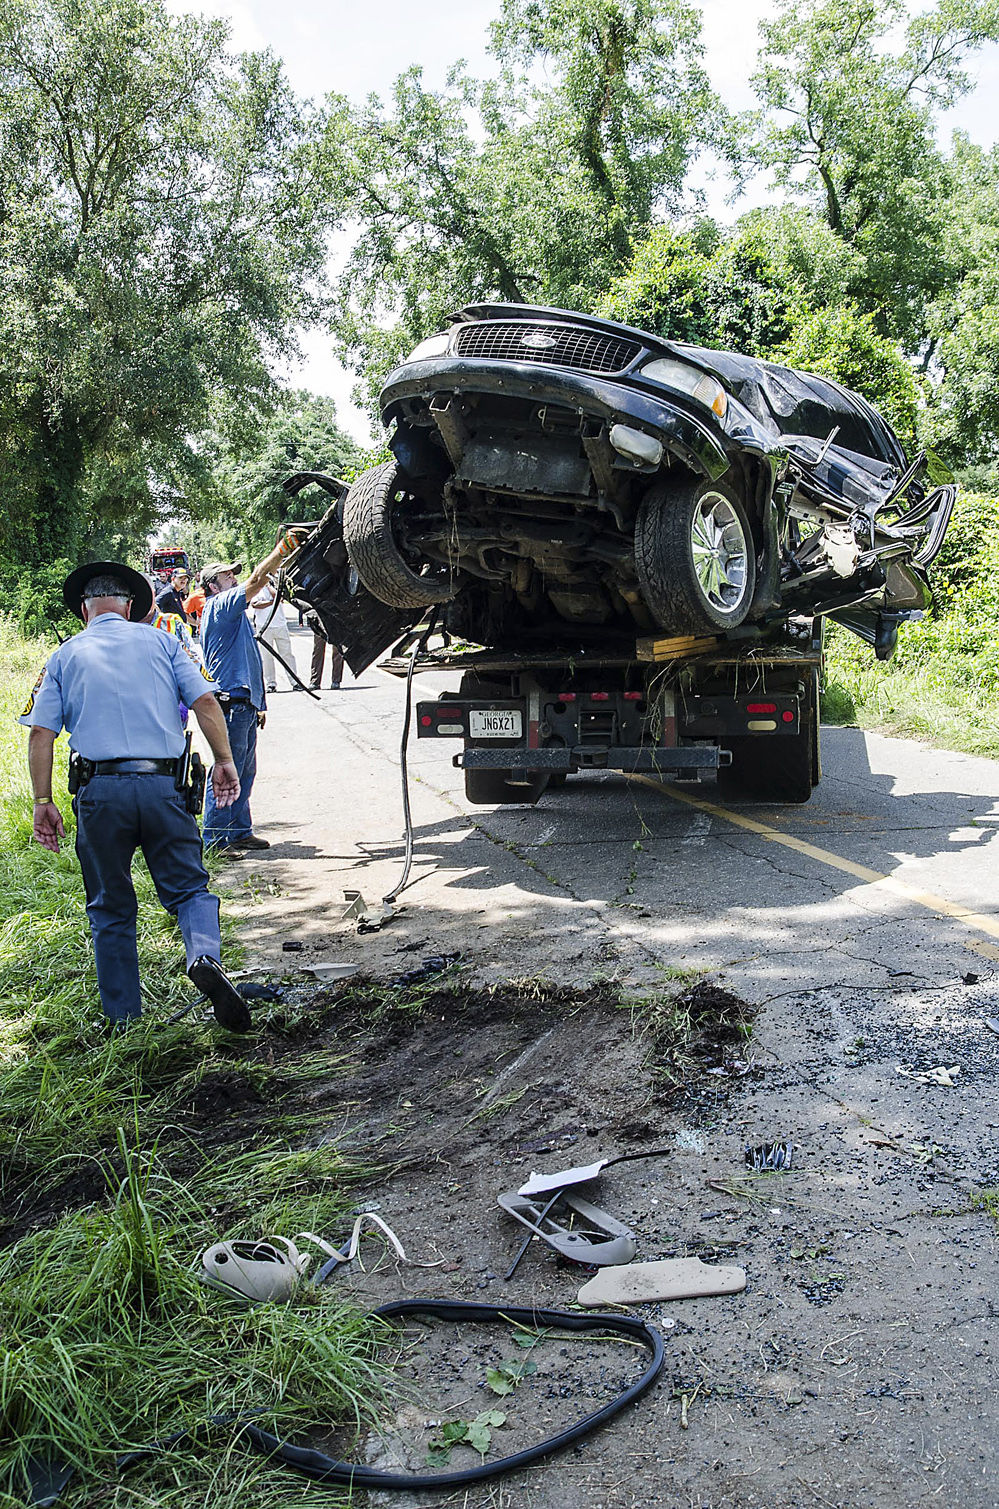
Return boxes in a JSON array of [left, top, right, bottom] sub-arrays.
[[453, 321, 640, 375]]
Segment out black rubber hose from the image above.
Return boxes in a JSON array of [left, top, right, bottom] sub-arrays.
[[238, 1299, 666, 1490], [382, 613, 437, 906]]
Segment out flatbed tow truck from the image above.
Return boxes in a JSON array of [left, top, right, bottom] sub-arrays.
[[283, 469, 824, 807], [383, 618, 823, 806]]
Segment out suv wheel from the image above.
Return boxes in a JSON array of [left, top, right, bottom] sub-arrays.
[[635, 479, 756, 634], [344, 461, 458, 609]]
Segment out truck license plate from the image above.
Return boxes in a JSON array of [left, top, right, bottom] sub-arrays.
[[469, 709, 522, 739]]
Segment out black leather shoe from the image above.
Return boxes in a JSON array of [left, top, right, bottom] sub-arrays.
[[228, 834, 270, 850], [188, 956, 252, 1032]]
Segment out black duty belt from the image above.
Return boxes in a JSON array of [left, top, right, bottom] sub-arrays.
[[216, 693, 254, 709], [91, 758, 179, 776]]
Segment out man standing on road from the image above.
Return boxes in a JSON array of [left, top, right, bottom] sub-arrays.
[[199, 535, 303, 852], [21, 562, 252, 1033], [156, 567, 190, 617]]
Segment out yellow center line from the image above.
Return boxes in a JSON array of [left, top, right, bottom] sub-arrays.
[[626, 773, 999, 956]]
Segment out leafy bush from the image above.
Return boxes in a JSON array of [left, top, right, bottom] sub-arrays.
[[823, 491, 999, 754]]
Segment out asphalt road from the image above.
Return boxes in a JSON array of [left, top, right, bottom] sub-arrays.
[[223, 616, 999, 1507], [239, 619, 999, 1002]]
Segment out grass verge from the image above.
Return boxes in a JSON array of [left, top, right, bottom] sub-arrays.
[[0, 619, 387, 1506]]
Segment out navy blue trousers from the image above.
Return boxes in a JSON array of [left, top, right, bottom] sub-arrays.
[[202, 702, 257, 849], [74, 773, 222, 1023]]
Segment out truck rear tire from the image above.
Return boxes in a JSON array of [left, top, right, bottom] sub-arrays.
[[464, 768, 549, 805], [459, 671, 548, 804], [343, 461, 458, 609], [718, 671, 819, 804]]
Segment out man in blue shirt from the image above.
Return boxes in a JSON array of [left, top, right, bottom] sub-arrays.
[[22, 561, 252, 1033], [198, 533, 303, 852]]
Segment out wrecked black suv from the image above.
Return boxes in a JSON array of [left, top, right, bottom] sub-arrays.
[[292, 303, 954, 670]]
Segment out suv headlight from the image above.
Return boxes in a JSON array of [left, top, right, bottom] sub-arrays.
[[402, 332, 452, 364], [640, 358, 728, 419]]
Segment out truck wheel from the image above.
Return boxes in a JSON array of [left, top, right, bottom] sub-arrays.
[[635, 479, 756, 634], [718, 672, 819, 804], [459, 671, 548, 804], [343, 461, 457, 609], [464, 768, 549, 805]]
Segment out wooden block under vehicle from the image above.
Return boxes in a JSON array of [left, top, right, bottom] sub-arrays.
[[577, 1256, 746, 1305], [635, 635, 721, 662]]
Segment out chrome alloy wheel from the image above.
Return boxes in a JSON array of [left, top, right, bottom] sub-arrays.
[[689, 490, 751, 615]]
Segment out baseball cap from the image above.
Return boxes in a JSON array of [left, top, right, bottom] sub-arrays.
[[200, 561, 242, 585]]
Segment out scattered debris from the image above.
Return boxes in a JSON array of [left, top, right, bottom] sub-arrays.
[[303, 963, 359, 982], [313, 1211, 444, 1283], [896, 1064, 961, 1087], [200, 1235, 314, 1303], [705, 1058, 754, 1078], [342, 889, 398, 932], [963, 972, 981, 985], [281, 940, 304, 953], [497, 1188, 637, 1267], [518, 1146, 672, 1198], [391, 953, 460, 987], [984, 1019, 999, 1038], [238, 982, 282, 1002], [745, 1141, 794, 1171], [577, 1256, 746, 1305]]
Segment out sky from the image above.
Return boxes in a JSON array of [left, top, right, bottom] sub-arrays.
[[165, 0, 999, 442]]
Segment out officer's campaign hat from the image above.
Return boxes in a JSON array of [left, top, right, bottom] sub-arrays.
[[62, 561, 154, 621]]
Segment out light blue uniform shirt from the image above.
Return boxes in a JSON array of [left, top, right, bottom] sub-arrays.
[[199, 586, 265, 709], [19, 612, 219, 760]]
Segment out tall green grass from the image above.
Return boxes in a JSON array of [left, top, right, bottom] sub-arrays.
[[0, 1135, 382, 1507], [823, 492, 999, 757], [0, 618, 386, 1506]]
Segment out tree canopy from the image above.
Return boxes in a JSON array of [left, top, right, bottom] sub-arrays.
[[0, 0, 339, 564], [5, 0, 999, 569]]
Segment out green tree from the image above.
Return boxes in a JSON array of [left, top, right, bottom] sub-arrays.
[[780, 305, 923, 449], [924, 137, 999, 475], [0, 0, 337, 566], [747, 0, 999, 345], [600, 208, 859, 354], [193, 391, 363, 567], [329, 0, 717, 409]]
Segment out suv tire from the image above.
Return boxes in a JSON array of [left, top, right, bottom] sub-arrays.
[[635, 478, 756, 634], [344, 461, 457, 609]]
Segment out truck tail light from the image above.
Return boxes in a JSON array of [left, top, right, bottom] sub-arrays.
[[591, 692, 610, 701], [558, 692, 577, 702], [623, 692, 642, 701], [746, 702, 777, 713]]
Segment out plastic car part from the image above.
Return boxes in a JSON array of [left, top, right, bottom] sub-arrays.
[[497, 1188, 638, 1266], [519, 1146, 674, 1197], [745, 1141, 793, 1171], [577, 1256, 747, 1305], [200, 1236, 315, 1303], [343, 459, 458, 609], [635, 478, 756, 634]]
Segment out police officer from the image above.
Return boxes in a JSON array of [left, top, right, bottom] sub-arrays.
[[198, 532, 304, 852], [21, 562, 252, 1033]]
